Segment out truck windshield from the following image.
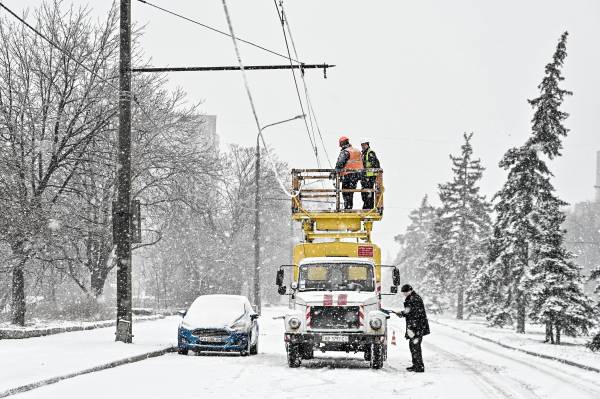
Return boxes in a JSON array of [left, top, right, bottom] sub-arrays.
[[298, 263, 375, 292]]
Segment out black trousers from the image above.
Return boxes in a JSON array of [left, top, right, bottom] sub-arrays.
[[361, 176, 376, 209], [409, 338, 424, 370], [341, 174, 359, 209]]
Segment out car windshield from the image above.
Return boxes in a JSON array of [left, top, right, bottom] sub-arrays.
[[183, 296, 246, 327], [298, 263, 375, 292]]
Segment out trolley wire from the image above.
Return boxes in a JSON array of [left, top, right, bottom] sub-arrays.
[[278, 1, 332, 168], [0, 2, 175, 154], [221, 0, 295, 198], [136, 0, 300, 64], [272, 0, 320, 168]]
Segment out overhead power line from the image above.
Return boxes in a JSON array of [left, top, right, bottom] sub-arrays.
[[0, 2, 121, 93], [278, 1, 333, 168], [272, 0, 320, 167], [136, 0, 301, 64], [0, 1, 167, 137], [220, 0, 294, 198]]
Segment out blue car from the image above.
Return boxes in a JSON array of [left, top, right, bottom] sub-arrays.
[[177, 295, 259, 356]]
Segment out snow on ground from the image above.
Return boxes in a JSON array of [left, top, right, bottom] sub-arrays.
[[432, 315, 600, 371], [7, 307, 600, 399], [0, 316, 179, 393]]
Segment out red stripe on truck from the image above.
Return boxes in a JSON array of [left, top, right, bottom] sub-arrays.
[[323, 294, 333, 306], [337, 294, 347, 305]]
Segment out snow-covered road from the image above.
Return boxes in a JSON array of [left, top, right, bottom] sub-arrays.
[[10, 307, 600, 399]]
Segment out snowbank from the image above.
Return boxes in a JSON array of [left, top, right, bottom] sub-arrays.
[[0, 314, 166, 339]]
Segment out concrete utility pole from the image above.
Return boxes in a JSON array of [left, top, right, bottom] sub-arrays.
[[254, 115, 304, 313], [115, 0, 133, 343]]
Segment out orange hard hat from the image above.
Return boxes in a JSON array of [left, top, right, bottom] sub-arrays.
[[338, 136, 349, 145]]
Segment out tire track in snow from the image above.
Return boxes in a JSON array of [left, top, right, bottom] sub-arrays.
[[425, 340, 524, 399], [433, 326, 600, 398]]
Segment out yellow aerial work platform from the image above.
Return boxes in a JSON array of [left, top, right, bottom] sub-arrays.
[[290, 168, 384, 243]]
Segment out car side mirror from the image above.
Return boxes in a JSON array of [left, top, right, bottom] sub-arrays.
[[392, 267, 401, 287], [177, 309, 187, 317], [390, 286, 398, 294], [278, 285, 287, 295]]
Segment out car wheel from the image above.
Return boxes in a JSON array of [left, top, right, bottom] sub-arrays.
[[240, 334, 251, 357], [177, 347, 188, 355], [250, 333, 258, 355]]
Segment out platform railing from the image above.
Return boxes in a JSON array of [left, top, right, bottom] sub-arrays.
[[291, 168, 384, 215]]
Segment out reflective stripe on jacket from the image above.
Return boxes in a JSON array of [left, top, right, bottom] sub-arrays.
[[363, 148, 375, 177], [340, 146, 363, 176]]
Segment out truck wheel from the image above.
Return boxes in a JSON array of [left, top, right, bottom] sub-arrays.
[[370, 343, 384, 369], [364, 346, 371, 361], [287, 344, 301, 368], [300, 344, 314, 360]]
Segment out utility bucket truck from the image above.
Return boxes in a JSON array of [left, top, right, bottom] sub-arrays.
[[276, 168, 400, 369]]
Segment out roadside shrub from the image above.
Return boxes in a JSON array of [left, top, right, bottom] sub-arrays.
[[587, 333, 600, 352]]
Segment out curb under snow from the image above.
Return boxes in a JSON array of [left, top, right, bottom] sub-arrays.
[[0, 346, 176, 398], [0, 315, 166, 340], [432, 319, 600, 374]]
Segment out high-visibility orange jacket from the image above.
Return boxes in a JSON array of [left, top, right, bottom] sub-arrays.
[[337, 145, 363, 176]]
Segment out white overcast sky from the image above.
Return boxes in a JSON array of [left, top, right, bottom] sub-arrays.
[[11, 0, 600, 260]]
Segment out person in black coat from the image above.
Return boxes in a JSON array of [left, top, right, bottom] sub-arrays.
[[395, 284, 430, 372]]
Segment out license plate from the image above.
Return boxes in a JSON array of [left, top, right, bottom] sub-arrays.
[[201, 336, 225, 343], [322, 335, 349, 343]]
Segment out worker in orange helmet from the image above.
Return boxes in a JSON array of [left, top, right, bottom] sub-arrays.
[[335, 136, 363, 210]]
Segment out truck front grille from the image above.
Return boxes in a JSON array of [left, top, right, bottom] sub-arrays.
[[310, 306, 360, 330]]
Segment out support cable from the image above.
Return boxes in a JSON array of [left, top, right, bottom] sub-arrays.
[[221, 0, 295, 198], [279, 1, 332, 168], [0, 2, 166, 138], [136, 0, 300, 63], [272, 0, 320, 167]]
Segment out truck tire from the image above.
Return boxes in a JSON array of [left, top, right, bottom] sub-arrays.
[[364, 347, 371, 361], [369, 343, 384, 369], [287, 344, 301, 368], [300, 344, 314, 360]]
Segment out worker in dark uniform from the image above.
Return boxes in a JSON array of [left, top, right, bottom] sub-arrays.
[[395, 284, 430, 372], [335, 136, 363, 210], [359, 138, 381, 209]]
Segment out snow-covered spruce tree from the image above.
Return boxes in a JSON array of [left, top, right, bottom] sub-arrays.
[[466, 226, 512, 323], [394, 195, 437, 287], [428, 133, 492, 319], [526, 198, 595, 344], [421, 207, 453, 314], [479, 32, 584, 334], [587, 230, 600, 350]]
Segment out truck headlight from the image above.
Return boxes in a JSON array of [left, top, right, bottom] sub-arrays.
[[369, 318, 382, 330], [288, 317, 301, 330]]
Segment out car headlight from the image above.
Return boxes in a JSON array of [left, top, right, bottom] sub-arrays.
[[369, 318, 382, 330], [230, 320, 249, 332], [288, 317, 301, 329]]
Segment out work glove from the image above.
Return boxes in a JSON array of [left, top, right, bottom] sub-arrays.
[[412, 338, 420, 345], [407, 329, 415, 339]]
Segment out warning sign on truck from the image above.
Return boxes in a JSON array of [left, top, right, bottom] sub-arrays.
[[357, 245, 373, 257]]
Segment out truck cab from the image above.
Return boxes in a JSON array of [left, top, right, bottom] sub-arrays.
[[276, 168, 400, 369]]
